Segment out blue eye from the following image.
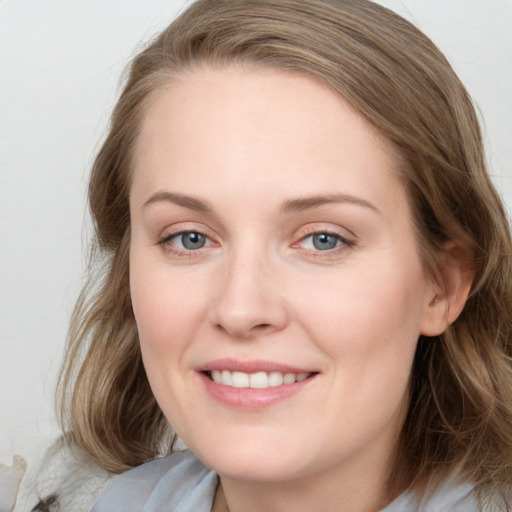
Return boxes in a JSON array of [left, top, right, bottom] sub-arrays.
[[311, 233, 339, 250], [300, 232, 348, 251], [171, 232, 208, 250]]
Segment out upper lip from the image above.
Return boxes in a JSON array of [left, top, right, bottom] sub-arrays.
[[197, 358, 316, 374]]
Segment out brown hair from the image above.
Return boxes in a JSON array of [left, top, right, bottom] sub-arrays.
[[58, 0, 512, 504]]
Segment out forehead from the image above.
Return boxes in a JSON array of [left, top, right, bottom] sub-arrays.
[[130, 66, 405, 214]]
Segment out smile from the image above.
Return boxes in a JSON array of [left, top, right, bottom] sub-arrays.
[[198, 359, 319, 408], [208, 370, 313, 388]]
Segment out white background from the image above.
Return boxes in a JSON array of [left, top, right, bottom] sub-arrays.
[[1, 0, 511, 468]]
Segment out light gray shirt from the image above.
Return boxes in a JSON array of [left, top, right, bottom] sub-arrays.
[[90, 450, 478, 512]]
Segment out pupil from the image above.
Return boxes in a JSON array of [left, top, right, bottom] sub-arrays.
[[313, 233, 337, 250], [182, 232, 205, 250]]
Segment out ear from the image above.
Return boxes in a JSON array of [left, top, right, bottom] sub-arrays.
[[420, 241, 475, 337]]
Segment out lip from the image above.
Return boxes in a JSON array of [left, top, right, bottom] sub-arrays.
[[196, 358, 319, 410], [197, 358, 314, 374]]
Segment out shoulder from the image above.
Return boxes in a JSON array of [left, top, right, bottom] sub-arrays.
[[381, 474, 478, 512], [13, 437, 113, 512], [383, 474, 512, 512], [91, 450, 218, 512]]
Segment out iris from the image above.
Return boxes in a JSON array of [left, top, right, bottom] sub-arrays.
[[312, 233, 339, 251]]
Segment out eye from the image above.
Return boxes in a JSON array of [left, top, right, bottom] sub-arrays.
[[307, 233, 339, 251], [158, 230, 214, 252], [174, 231, 207, 250], [298, 231, 353, 252]]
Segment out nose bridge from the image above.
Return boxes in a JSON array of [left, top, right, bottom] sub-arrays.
[[210, 241, 288, 339]]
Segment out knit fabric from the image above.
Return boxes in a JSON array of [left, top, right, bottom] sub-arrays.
[[13, 438, 113, 512]]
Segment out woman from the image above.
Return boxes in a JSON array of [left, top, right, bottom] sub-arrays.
[[16, 0, 512, 510]]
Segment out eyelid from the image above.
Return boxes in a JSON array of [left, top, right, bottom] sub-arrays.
[[169, 231, 214, 248], [156, 223, 219, 256], [291, 225, 356, 253]]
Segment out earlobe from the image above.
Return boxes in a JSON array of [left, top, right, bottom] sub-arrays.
[[420, 242, 475, 337]]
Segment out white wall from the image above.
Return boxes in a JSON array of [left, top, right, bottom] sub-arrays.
[[1, 0, 511, 468]]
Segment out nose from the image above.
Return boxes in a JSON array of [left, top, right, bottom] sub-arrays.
[[209, 252, 289, 340]]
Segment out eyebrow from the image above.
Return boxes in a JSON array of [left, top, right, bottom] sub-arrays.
[[143, 191, 213, 212], [142, 191, 379, 214], [279, 193, 379, 214]]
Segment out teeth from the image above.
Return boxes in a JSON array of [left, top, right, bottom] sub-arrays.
[[232, 371, 249, 388], [209, 370, 312, 388], [283, 373, 296, 384], [268, 371, 284, 387], [249, 371, 268, 389]]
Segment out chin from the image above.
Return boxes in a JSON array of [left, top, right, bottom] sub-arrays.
[[209, 455, 305, 483], [188, 434, 310, 482]]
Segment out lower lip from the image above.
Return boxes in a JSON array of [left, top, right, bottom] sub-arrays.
[[199, 372, 317, 410]]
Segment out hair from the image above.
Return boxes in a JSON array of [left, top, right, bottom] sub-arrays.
[[58, 0, 512, 506]]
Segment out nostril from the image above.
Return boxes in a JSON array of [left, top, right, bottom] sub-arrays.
[[251, 323, 272, 332], [213, 321, 274, 338]]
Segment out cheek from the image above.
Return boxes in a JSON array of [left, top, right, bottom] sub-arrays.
[[129, 254, 206, 421], [295, 258, 428, 368], [130, 257, 207, 351]]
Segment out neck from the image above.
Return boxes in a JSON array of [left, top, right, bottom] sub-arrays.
[[216, 450, 395, 512]]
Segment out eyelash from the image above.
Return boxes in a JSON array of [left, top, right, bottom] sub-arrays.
[[156, 228, 355, 257], [294, 229, 355, 256], [157, 230, 214, 257]]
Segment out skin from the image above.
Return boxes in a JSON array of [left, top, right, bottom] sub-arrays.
[[129, 66, 466, 512]]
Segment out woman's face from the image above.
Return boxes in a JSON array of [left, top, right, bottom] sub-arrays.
[[129, 66, 441, 485]]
